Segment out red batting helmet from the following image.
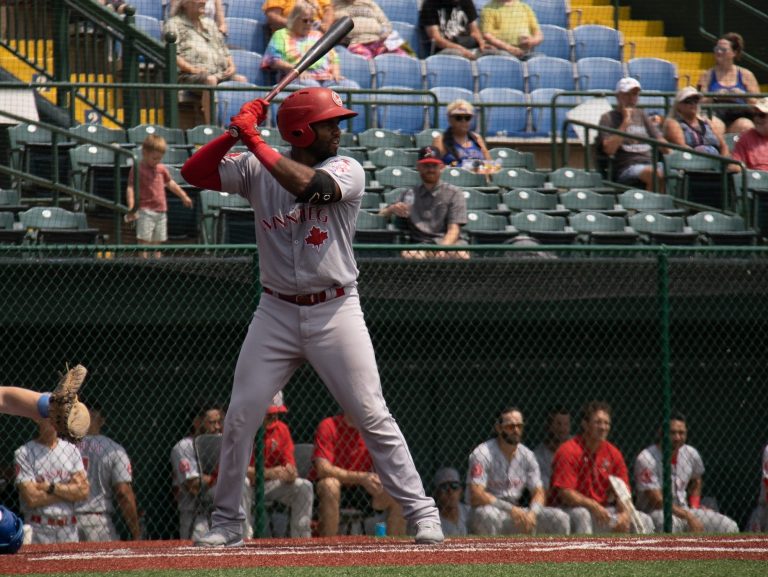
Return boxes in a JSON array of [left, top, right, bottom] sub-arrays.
[[276, 88, 357, 148]]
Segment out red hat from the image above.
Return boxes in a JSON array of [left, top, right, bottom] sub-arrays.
[[417, 146, 444, 165], [267, 391, 288, 414]]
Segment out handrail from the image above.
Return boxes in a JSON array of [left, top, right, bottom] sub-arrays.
[[698, 0, 768, 75], [562, 117, 749, 222], [0, 107, 139, 244]]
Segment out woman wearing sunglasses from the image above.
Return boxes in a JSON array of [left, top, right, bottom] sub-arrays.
[[431, 99, 493, 169], [662, 87, 729, 158], [696, 32, 760, 136]]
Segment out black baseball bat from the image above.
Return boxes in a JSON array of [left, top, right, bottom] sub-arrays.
[[228, 16, 354, 137]]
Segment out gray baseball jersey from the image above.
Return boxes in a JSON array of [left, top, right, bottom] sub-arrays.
[[202, 150, 441, 538], [171, 437, 199, 514], [761, 444, 768, 504], [532, 443, 555, 490], [15, 438, 85, 543], [219, 152, 364, 293], [634, 444, 705, 509], [467, 439, 543, 503]]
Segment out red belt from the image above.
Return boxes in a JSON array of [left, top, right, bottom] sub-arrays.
[[263, 286, 346, 306], [30, 515, 77, 526]]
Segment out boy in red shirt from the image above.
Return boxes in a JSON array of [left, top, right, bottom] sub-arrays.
[[550, 400, 653, 534], [313, 413, 404, 536], [125, 134, 193, 258]]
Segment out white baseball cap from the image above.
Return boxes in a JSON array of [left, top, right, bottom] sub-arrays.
[[616, 77, 642, 93], [753, 97, 768, 115], [433, 467, 461, 487], [675, 86, 702, 104]]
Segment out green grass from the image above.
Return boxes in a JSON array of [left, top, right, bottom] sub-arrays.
[[22, 562, 766, 577]]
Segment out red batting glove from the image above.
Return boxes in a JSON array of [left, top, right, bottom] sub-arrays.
[[229, 98, 269, 141]]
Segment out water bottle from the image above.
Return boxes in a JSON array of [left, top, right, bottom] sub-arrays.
[[403, 190, 415, 206], [375, 521, 387, 537]]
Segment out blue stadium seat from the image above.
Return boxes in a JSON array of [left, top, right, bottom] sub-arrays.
[[529, 88, 578, 137], [376, 87, 428, 133], [130, 0, 164, 20], [627, 57, 678, 92], [226, 17, 267, 53], [477, 88, 528, 137], [390, 20, 423, 58], [373, 54, 423, 89], [338, 50, 373, 89], [576, 57, 625, 92], [133, 15, 162, 42], [230, 50, 267, 86], [526, 56, 575, 92], [429, 87, 475, 131], [425, 54, 476, 92], [214, 81, 263, 127], [476, 55, 525, 92], [378, 0, 419, 26], [226, 0, 265, 20], [573, 25, 623, 61], [527, 0, 569, 28], [536, 24, 572, 61]]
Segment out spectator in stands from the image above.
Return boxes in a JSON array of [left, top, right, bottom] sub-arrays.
[[633, 412, 739, 533], [747, 443, 768, 532], [332, 0, 408, 59], [697, 32, 760, 136], [313, 413, 405, 536], [260, 392, 313, 538], [431, 99, 492, 169], [165, 0, 227, 34], [480, 0, 542, 60], [597, 77, 668, 192], [533, 406, 571, 490], [75, 402, 142, 541], [125, 135, 193, 259], [262, 1, 357, 88], [264, 0, 334, 35], [433, 467, 469, 536], [164, 0, 246, 125], [467, 407, 570, 535], [15, 419, 90, 543], [419, 0, 488, 60], [663, 87, 729, 158], [549, 400, 654, 534], [732, 98, 768, 171], [378, 146, 469, 260]]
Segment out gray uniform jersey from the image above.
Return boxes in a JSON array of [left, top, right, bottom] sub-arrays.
[[760, 444, 768, 504], [15, 439, 85, 517], [75, 435, 133, 514], [219, 152, 366, 293], [532, 443, 555, 490], [171, 437, 199, 513], [634, 444, 705, 510], [467, 439, 542, 503]]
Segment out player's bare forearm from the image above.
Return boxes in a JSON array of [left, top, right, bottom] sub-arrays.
[[315, 458, 366, 486], [0, 386, 43, 420], [468, 483, 495, 507], [115, 483, 142, 539], [558, 487, 600, 512]]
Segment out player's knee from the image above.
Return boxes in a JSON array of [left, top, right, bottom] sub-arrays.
[[316, 477, 341, 503], [567, 507, 593, 534]]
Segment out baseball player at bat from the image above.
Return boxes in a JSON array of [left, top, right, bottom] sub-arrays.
[[181, 87, 444, 546]]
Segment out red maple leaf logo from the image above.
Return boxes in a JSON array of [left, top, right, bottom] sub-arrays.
[[305, 226, 328, 248]]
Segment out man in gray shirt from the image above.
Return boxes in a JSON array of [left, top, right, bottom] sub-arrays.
[[380, 146, 469, 259]]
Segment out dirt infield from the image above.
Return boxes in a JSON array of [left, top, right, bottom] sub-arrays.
[[3, 535, 767, 574]]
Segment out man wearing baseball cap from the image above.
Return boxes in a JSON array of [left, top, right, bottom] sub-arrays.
[[378, 146, 469, 259], [732, 98, 768, 170], [597, 77, 669, 191], [432, 467, 470, 536]]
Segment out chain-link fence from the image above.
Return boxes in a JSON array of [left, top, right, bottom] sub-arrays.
[[1, 244, 767, 540]]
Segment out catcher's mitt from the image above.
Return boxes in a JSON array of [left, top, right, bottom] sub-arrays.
[[49, 365, 90, 442]]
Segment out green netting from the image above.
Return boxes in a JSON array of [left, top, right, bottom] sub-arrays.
[[2, 245, 767, 539]]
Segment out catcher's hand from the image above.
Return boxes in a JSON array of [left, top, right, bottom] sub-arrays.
[[49, 365, 90, 442]]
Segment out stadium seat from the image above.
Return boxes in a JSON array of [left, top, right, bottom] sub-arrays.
[[8, 123, 73, 189], [373, 54, 423, 89], [572, 25, 623, 61], [462, 189, 503, 213], [440, 167, 489, 188], [425, 54, 476, 92], [214, 81, 263, 128], [527, 0, 569, 28], [415, 129, 443, 148], [378, 0, 418, 26], [129, 0, 164, 20], [576, 57, 625, 92], [733, 170, 768, 237], [617, 189, 684, 216], [127, 124, 188, 149], [628, 212, 699, 245], [226, 0, 265, 20], [489, 148, 536, 170], [226, 17, 266, 53], [509, 210, 578, 244], [360, 192, 383, 211], [464, 210, 518, 244], [390, 20, 422, 58], [0, 188, 24, 213], [355, 211, 400, 243], [199, 189, 252, 244], [133, 15, 162, 42], [547, 167, 603, 190], [230, 50, 267, 86], [374, 166, 422, 190], [375, 88, 428, 133], [186, 125, 225, 148], [70, 124, 128, 146], [368, 147, 418, 169], [337, 49, 374, 89], [502, 188, 566, 216], [627, 58, 678, 92], [663, 150, 723, 204], [476, 55, 525, 92], [477, 88, 528, 137], [529, 88, 579, 137], [569, 211, 639, 245], [559, 189, 626, 216], [686, 211, 758, 245], [68, 144, 132, 206], [19, 206, 99, 245], [526, 56, 575, 92], [492, 168, 547, 190], [0, 211, 25, 245], [429, 87, 475, 131], [537, 24, 572, 61], [358, 128, 413, 150]]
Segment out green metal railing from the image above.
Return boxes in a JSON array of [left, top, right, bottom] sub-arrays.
[[698, 0, 768, 76]]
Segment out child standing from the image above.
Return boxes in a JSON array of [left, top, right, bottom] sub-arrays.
[[125, 134, 193, 258]]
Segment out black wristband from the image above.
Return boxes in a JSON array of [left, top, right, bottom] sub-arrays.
[[47, 482, 56, 495]]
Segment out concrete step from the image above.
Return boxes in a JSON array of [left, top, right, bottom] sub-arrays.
[[624, 36, 685, 59], [572, 5, 630, 27], [618, 19, 665, 37]]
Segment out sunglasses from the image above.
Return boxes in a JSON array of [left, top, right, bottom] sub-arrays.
[[500, 422, 524, 431], [300, 18, 313, 23], [713, 46, 730, 54], [452, 115, 472, 122], [681, 98, 700, 105], [438, 482, 461, 491]]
